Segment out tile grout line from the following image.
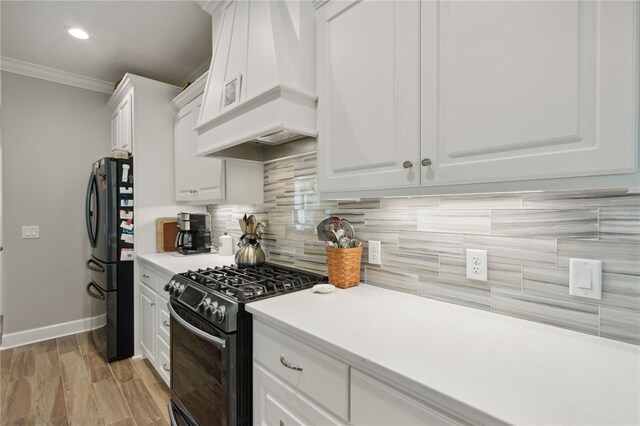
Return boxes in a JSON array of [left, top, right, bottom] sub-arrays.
[[56, 339, 72, 426], [76, 334, 109, 426]]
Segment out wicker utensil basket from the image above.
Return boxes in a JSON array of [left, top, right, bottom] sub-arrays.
[[326, 246, 363, 288]]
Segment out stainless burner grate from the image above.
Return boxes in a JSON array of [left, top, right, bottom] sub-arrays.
[[179, 263, 326, 302]]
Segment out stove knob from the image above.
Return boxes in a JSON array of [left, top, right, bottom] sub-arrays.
[[199, 297, 211, 313], [214, 305, 226, 323], [175, 284, 185, 296], [163, 280, 175, 292], [205, 300, 218, 316]]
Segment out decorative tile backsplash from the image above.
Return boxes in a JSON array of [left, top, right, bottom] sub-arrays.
[[209, 153, 640, 345]]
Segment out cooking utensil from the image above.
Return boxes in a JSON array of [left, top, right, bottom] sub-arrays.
[[330, 216, 341, 231], [316, 218, 336, 242], [340, 219, 355, 239], [246, 215, 257, 234], [239, 214, 247, 233], [255, 222, 266, 239]]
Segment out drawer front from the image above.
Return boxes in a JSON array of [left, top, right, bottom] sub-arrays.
[[350, 369, 465, 426], [139, 262, 155, 287], [253, 321, 348, 420], [155, 269, 173, 296], [157, 336, 171, 386], [254, 363, 347, 426], [158, 303, 171, 343]]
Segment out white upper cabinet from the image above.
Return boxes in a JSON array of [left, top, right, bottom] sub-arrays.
[[316, 0, 638, 195], [175, 92, 226, 202], [111, 88, 133, 153], [317, 0, 421, 191], [421, 0, 638, 186], [172, 73, 264, 205]]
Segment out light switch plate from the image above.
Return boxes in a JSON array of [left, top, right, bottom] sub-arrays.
[[22, 225, 40, 239], [569, 258, 602, 299]]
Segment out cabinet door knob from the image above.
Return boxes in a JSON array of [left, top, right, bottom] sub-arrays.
[[163, 320, 170, 327], [163, 363, 170, 372], [402, 161, 413, 169], [142, 274, 150, 278], [150, 302, 156, 306], [422, 158, 432, 167]]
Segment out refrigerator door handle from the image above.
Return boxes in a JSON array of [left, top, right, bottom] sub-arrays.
[[86, 258, 105, 273], [85, 170, 99, 248], [86, 282, 106, 300]]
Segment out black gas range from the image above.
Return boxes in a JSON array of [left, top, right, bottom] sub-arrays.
[[165, 263, 326, 426]]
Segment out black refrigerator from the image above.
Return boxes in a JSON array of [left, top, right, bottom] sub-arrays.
[[85, 157, 134, 362]]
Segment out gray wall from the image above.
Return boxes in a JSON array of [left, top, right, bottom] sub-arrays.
[[209, 153, 640, 345], [1, 72, 110, 333]]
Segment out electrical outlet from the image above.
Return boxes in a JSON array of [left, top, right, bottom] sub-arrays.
[[368, 240, 381, 265], [466, 249, 487, 281]]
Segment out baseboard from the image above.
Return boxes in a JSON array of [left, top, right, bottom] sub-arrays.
[[0, 314, 106, 349]]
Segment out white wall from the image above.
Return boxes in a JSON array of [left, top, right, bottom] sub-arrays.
[[1, 71, 110, 334]]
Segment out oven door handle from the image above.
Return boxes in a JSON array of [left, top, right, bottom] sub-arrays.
[[168, 303, 226, 349]]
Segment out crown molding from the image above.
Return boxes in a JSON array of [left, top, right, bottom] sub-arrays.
[[0, 56, 114, 94], [196, 0, 226, 15], [108, 73, 180, 110], [184, 58, 211, 86], [171, 71, 209, 110], [312, 0, 329, 10]]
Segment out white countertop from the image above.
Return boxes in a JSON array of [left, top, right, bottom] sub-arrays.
[[246, 284, 640, 426], [136, 252, 236, 276]]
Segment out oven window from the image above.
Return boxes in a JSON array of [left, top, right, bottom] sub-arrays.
[[171, 306, 232, 426]]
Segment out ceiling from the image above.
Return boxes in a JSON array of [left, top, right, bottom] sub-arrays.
[[1, 1, 213, 88]]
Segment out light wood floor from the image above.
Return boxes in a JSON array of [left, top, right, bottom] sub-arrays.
[[0, 332, 171, 426]]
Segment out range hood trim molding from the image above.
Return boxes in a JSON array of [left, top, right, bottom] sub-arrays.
[[194, 84, 317, 134]]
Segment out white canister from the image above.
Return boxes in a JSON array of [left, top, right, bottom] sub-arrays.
[[218, 233, 233, 256]]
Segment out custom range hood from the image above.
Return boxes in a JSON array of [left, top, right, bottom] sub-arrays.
[[195, 0, 317, 162]]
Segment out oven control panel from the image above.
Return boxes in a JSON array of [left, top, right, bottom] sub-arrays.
[[165, 277, 238, 333]]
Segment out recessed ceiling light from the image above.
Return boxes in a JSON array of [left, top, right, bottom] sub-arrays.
[[66, 27, 89, 40]]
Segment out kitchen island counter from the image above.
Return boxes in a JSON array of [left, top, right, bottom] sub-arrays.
[[246, 283, 640, 426]]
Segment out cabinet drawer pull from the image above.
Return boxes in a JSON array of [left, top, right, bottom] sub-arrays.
[[402, 161, 413, 169], [163, 363, 170, 372], [150, 302, 156, 306], [280, 356, 303, 371], [422, 158, 432, 167], [142, 274, 150, 278], [163, 320, 170, 327]]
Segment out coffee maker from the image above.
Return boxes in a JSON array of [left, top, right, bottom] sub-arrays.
[[175, 213, 212, 255]]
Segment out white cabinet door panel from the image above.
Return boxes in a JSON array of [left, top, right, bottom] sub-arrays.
[[421, 0, 638, 186], [175, 102, 197, 201], [318, 0, 421, 191], [139, 283, 156, 364], [192, 98, 225, 200], [157, 336, 171, 386], [254, 363, 346, 426]]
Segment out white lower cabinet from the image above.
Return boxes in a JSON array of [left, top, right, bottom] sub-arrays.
[[253, 319, 474, 426], [138, 260, 171, 386], [253, 321, 349, 419], [139, 283, 157, 365], [254, 363, 346, 426], [350, 369, 465, 426]]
